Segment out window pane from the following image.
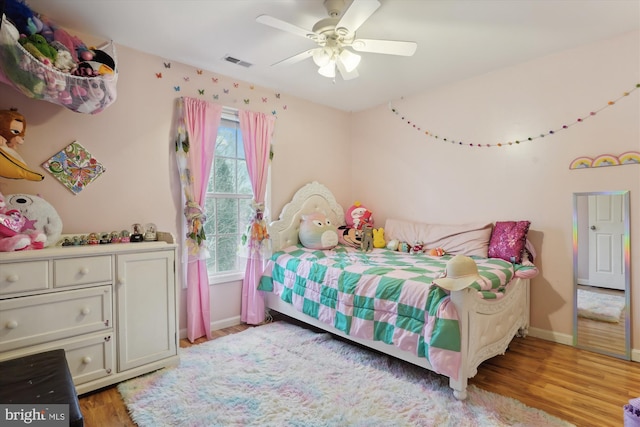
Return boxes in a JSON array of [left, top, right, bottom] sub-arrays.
[[216, 197, 238, 234], [203, 198, 216, 235], [217, 235, 238, 272], [216, 126, 236, 157], [239, 198, 253, 235], [237, 159, 252, 195], [214, 158, 236, 193], [206, 237, 217, 274], [237, 132, 245, 160]]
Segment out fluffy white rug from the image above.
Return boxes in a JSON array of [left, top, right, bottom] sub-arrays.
[[118, 321, 572, 427], [577, 288, 625, 323]]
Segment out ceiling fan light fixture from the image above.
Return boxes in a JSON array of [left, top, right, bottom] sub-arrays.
[[338, 49, 361, 73], [312, 47, 333, 67], [318, 61, 336, 78]]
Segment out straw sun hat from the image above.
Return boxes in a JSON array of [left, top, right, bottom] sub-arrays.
[[432, 255, 481, 291]]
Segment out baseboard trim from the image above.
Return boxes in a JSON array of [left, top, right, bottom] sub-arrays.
[[528, 327, 573, 345], [179, 316, 242, 340], [528, 327, 639, 362]]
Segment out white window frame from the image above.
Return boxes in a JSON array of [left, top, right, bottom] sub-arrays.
[[206, 107, 251, 285]]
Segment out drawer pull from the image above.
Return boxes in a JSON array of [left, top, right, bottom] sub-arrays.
[[6, 320, 18, 329], [79, 267, 90, 275], [81, 307, 91, 315], [82, 356, 92, 364], [6, 274, 19, 283]]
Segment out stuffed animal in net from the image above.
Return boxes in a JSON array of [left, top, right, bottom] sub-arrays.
[[0, 191, 47, 251], [4, 193, 63, 247], [0, 109, 45, 181], [298, 212, 338, 250]]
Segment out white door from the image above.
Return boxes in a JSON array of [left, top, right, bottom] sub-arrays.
[[588, 194, 625, 290]]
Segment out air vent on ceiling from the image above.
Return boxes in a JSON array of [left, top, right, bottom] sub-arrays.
[[223, 55, 253, 68]]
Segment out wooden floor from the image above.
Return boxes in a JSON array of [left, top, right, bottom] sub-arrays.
[[79, 321, 639, 427], [576, 285, 627, 355]]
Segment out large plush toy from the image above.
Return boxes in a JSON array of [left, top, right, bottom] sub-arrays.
[[4, 193, 63, 247], [0, 191, 47, 251], [0, 109, 45, 181], [345, 201, 374, 230], [299, 212, 338, 250]]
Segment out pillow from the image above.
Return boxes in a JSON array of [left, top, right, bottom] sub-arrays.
[[488, 221, 531, 263], [384, 219, 493, 257], [299, 212, 338, 250]]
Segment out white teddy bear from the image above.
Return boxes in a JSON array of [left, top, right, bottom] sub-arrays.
[[5, 193, 63, 247]]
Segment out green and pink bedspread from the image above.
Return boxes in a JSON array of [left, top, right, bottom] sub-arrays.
[[259, 245, 538, 379]]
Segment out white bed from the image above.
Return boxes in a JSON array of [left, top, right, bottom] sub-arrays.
[[262, 181, 532, 400]]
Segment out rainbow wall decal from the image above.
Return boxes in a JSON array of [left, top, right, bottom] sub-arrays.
[[569, 151, 640, 169]]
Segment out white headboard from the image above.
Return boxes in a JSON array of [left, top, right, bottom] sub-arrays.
[[269, 181, 345, 251]]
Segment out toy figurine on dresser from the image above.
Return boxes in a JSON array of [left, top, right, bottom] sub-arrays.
[[130, 223, 144, 242]]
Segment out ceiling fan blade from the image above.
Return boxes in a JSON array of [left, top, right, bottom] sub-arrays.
[[337, 59, 359, 80], [256, 14, 315, 39], [351, 39, 417, 56], [336, 0, 381, 33], [271, 49, 317, 67]]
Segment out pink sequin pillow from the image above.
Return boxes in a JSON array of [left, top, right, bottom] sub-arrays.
[[488, 221, 531, 263]]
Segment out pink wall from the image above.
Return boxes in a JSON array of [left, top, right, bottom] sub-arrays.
[[1, 29, 638, 352], [0, 42, 352, 335], [350, 31, 640, 349]]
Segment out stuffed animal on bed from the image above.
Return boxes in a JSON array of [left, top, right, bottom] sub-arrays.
[[338, 225, 361, 248], [373, 227, 386, 248], [360, 224, 374, 252], [299, 212, 338, 250], [345, 201, 374, 230]]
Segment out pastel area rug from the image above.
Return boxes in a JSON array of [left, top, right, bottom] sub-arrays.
[[118, 321, 572, 427], [577, 288, 625, 323]]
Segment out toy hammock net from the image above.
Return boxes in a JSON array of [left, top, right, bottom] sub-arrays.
[[0, 14, 117, 115]]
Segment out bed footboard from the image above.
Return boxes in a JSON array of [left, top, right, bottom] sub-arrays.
[[448, 278, 530, 399]]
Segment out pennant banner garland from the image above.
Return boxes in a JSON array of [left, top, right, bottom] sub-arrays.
[[389, 83, 639, 148]]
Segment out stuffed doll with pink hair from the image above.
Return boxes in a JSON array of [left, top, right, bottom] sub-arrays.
[[0, 191, 46, 251]]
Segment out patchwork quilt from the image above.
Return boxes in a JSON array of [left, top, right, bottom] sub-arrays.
[[259, 245, 538, 379]]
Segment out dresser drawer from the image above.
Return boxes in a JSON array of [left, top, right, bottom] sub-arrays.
[[0, 332, 115, 387], [54, 256, 112, 288], [64, 333, 115, 386], [0, 260, 49, 296], [0, 286, 112, 352]]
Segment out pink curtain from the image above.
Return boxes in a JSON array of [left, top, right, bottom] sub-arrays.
[[239, 110, 276, 324], [174, 97, 222, 342]]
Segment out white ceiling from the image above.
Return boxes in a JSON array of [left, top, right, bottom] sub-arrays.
[[24, 0, 640, 112]]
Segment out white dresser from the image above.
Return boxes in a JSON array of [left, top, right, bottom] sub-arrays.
[[0, 232, 179, 395]]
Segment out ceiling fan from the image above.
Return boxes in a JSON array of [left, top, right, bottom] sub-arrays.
[[256, 0, 417, 80]]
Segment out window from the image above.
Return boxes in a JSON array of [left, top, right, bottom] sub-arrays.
[[203, 114, 253, 281]]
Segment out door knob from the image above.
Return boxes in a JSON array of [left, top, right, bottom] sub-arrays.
[[590, 225, 596, 230]]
